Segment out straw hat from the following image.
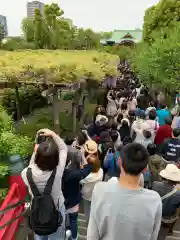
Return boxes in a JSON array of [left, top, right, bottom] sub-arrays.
[[84, 140, 98, 154], [160, 164, 180, 182]]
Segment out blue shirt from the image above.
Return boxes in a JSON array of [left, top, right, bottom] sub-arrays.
[[156, 109, 170, 126], [62, 164, 92, 209], [104, 151, 120, 177]]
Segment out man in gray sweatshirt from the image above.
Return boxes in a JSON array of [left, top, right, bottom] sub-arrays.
[[87, 143, 162, 240]]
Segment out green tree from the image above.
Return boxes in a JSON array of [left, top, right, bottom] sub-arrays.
[[22, 18, 35, 42], [132, 23, 180, 92], [73, 28, 100, 49], [143, 0, 180, 43], [100, 31, 112, 40], [57, 20, 74, 49], [34, 9, 44, 48], [0, 24, 5, 46], [44, 3, 64, 49], [20, 3, 101, 50]]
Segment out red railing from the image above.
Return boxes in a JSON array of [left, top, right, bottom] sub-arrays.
[[0, 180, 26, 240]]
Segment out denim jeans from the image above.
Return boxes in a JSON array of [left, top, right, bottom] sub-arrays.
[[68, 211, 78, 239], [34, 204, 66, 240]]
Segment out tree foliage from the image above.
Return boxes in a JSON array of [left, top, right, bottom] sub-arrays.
[[73, 28, 100, 50], [22, 18, 35, 42], [104, 45, 133, 60], [21, 3, 101, 50], [132, 23, 180, 92], [0, 50, 118, 83], [0, 24, 5, 46], [34, 8, 44, 49], [100, 32, 113, 40], [143, 0, 180, 43]]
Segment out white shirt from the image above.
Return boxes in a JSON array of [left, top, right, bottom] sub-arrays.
[[81, 168, 103, 201], [146, 119, 159, 139], [145, 107, 156, 116], [136, 88, 141, 97], [128, 98, 137, 111], [108, 175, 144, 187], [21, 135, 67, 209], [132, 120, 153, 144]]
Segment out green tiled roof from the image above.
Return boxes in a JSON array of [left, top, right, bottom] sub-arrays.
[[104, 29, 142, 43]]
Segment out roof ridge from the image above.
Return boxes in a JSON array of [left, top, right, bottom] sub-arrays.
[[114, 29, 142, 32]]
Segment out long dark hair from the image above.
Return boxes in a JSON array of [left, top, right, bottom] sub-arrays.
[[119, 120, 130, 142], [35, 139, 59, 171]]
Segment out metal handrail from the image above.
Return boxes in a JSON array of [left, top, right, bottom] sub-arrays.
[[0, 199, 26, 215], [0, 198, 27, 229], [0, 198, 33, 239], [0, 211, 26, 230]]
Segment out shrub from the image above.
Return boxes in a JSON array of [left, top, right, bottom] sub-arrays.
[[1, 86, 48, 120], [2, 39, 36, 51]]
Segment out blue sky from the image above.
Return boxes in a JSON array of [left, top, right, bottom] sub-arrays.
[[0, 0, 159, 36]]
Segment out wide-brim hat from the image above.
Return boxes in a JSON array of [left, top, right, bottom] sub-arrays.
[[84, 140, 98, 154], [95, 115, 108, 126], [160, 164, 180, 182]]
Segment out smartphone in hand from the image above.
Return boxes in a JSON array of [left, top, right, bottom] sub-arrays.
[[36, 133, 46, 144]]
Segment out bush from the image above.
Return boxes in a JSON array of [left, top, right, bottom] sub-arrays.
[[0, 105, 13, 132], [2, 38, 36, 51], [0, 106, 33, 192], [63, 92, 74, 101], [0, 188, 8, 201], [1, 86, 48, 120], [0, 106, 33, 156], [0, 131, 33, 157], [0, 162, 9, 188], [104, 45, 133, 60]]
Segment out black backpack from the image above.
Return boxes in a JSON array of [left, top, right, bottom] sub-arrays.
[[26, 168, 63, 235]]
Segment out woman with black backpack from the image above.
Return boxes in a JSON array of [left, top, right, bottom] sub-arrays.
[[21, 128, 67, 240]]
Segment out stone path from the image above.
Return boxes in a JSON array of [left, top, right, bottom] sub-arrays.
[[165, 230, 180, 240], [158, 219, 180, 240], [16, 205, 180, 240], [78, 213, 87, 240]]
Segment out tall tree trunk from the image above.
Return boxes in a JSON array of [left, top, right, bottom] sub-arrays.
[[15, 85, 21, 121], [80, 94, 85, 126], [72, 101, 77, 134], [52, 89, 60, 134]]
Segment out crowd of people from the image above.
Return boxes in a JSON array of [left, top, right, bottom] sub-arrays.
[[21, 63, 180, 240]]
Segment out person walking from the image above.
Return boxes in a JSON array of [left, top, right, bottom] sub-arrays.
[[81, 155, 103, 223], [21, 129, 67, 240], [153, 164, 180, 234], [87, 143, 162, 240], [156, 103, 170, 126]]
